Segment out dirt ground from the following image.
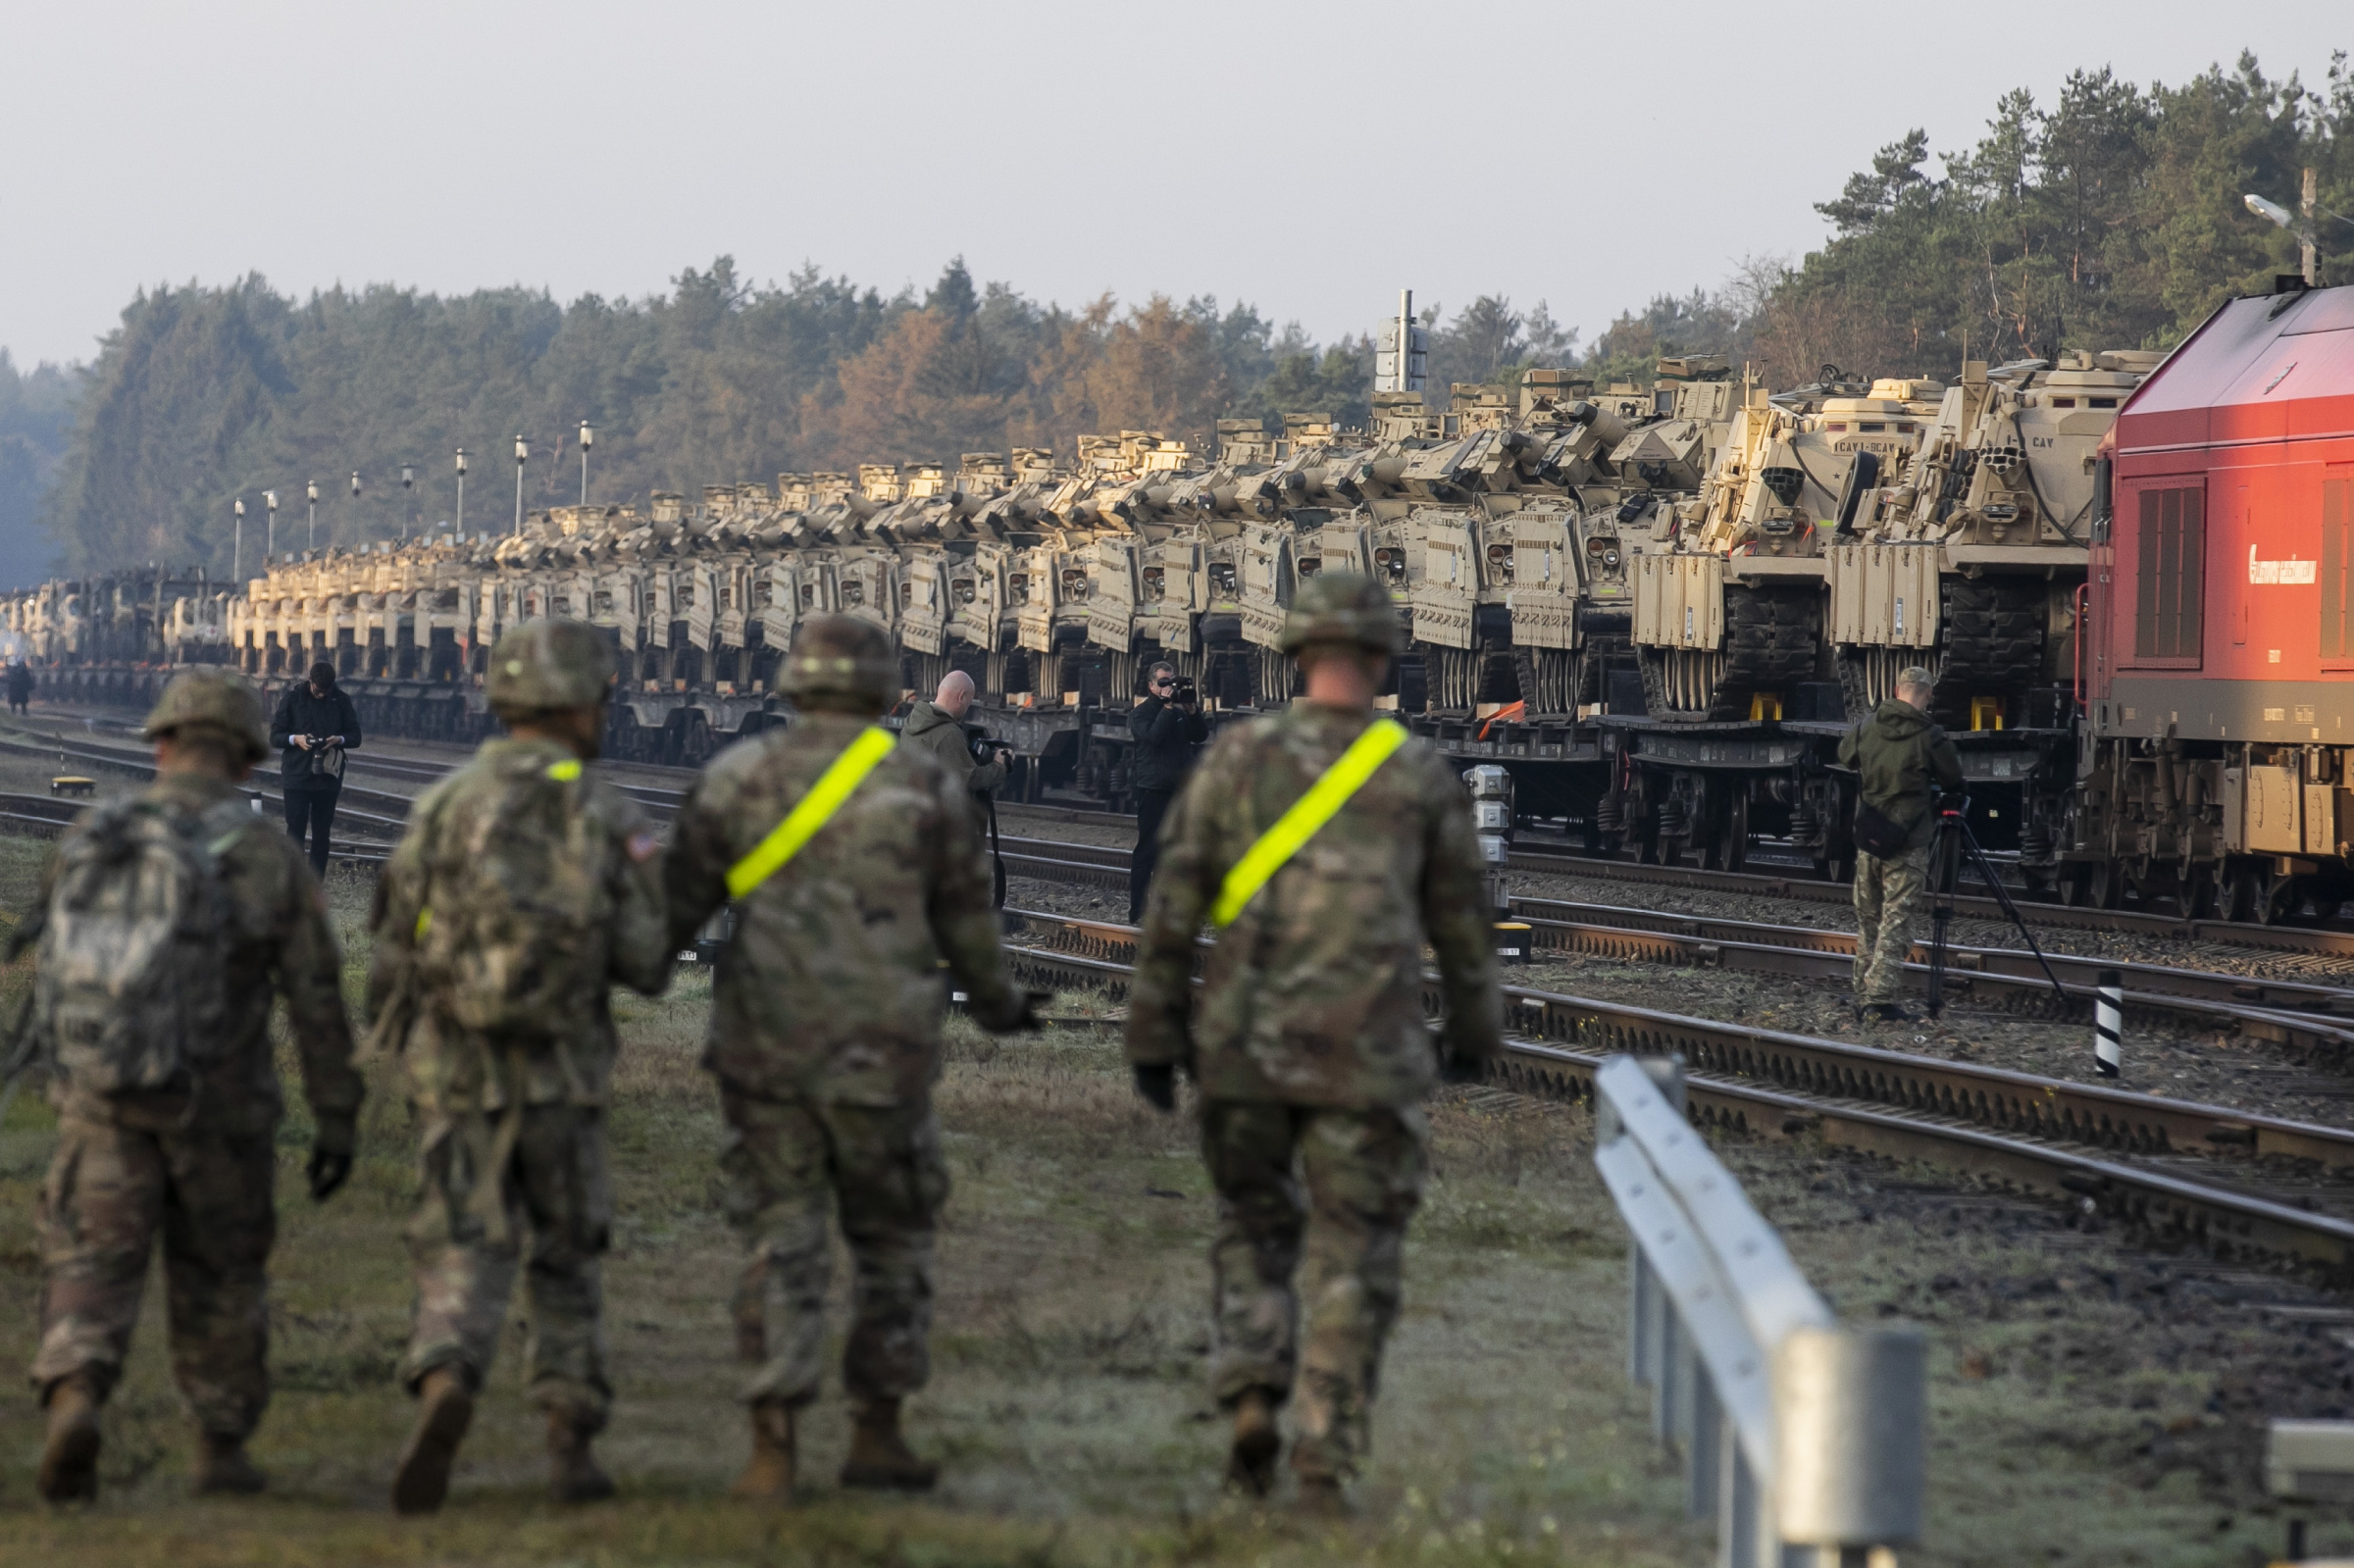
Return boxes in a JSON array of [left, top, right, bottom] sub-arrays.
[[0, 835, 2341, 1562]]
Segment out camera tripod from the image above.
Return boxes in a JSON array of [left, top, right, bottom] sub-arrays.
[[1922, 796, 2069, 1019]]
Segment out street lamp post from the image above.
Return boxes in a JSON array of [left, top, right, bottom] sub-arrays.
[[350, 471, 362, 545], [513, 433, 528, 535], [455, 448, 468, 534], [306, 480, 319, 552], [580, 420, 593, 506], [233, 497, 245, 582], [401, 465, 414, 537], [266, 489, 280, 559]]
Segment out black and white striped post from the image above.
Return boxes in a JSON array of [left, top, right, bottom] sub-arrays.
[[2095, 968, 2123, 1079]]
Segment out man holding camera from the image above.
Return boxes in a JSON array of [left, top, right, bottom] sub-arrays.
[[271, 660, 363, 879], [1126, 661, 1207, 924], [1837, 665, 1963, 1023], [900, 670, 1011, 905]]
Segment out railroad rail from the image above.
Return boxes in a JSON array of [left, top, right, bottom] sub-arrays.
[[995, 907, 2354, 1275]]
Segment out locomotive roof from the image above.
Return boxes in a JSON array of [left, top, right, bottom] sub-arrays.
[[2115, 281, 2354, 455]]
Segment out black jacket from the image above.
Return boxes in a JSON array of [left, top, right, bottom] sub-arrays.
[[270, 683, 363, 786], [1836, 698, 1964, 851], [1126, 693, 1209, 794]]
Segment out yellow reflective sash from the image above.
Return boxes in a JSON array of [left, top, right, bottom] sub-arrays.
[[1208, 718, 1409, 928], [725, 726, 896, 899]]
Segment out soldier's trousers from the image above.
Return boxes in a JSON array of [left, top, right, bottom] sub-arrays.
[[1853, 841, 1932, 1003], [401, 1104, 612, 1426], [718, 1086, 947, 1408], [1201, 1099, 1428, 1482], [31, 1116, 278, 1439]]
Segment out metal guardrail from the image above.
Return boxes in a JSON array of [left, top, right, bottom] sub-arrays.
[[1594, 1053, 1926, 1566]]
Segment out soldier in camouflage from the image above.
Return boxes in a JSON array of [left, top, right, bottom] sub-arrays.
[[25, 668, 362, 1502], [369, 617, 669, 1513], [1836, 665, 1963, 1021], [1125, 573, 1503, 1514], [664, 614, 1033, 1501]]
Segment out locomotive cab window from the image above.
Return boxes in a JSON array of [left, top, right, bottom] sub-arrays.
[[2130, 484, 2204, 664]]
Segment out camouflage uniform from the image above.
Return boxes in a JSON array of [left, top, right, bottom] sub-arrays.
[[665, 704, 1025, 1415], [27, 671, 359, 1487], [1127, 576, 1503, 1488], [370, 732, 668, 1425], [1837, 690, 1963, 1007]]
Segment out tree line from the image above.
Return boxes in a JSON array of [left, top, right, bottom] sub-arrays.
[[13, 49, 2351, 581]]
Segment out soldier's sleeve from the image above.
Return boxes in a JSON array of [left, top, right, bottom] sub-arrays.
[[1927, 726, 1965, 791], [662, 778, 734, 955], [1418, 755, 1505, 1063], [276, 846, 364, 1152], [367, 807, 431, 1022], [1835, 722, 1862, 771], [1124, 745, 1225, 1069], [603, 795, 672, 996], [924, 766, 1024, 1029]]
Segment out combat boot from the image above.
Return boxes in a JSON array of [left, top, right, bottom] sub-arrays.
[[840, 1397, 939, 1492], [1225, 1388, 1281, 1497], [191, 1433, 268, 1495], [36, 1374, 102, 1504], [546, 1411, 616, 1504], [730, 1398, 795, 1500], [390, 1365, 475, 1515]]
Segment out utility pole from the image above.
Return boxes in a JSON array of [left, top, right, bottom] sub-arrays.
[[350, 471, 362, 545], [513, 433, 528, 535], [266, 489, 279, 559], [401, 465, 414, 538], [306, 479, 319, 552], [580, 419, 593, 506], [232, 497, 245, 582], [455, 448, 468, 534], [2305, 166, 2320, 287]]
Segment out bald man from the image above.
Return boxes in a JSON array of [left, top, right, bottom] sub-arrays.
[[899, 671, 1009, 835]]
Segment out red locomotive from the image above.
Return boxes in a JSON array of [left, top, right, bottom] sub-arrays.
[[2078, 277, 2354, 921]]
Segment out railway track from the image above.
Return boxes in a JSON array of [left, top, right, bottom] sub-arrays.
[[994, 908, 2354, 1276], [990, 831, 2354, 1059]]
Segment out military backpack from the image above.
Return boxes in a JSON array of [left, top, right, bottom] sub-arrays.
[[30, 797, 245, 1095], [408, 751, 611, 1041]]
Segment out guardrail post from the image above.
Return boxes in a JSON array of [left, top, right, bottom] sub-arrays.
[[1774, 1326, 1926, 1564], [1686, 1365, 1722, 1522]]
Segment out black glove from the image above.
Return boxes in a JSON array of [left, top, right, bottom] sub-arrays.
[[307, 1146, 353, 1202], [1438, 1049, 1487, 1086], [1133, 1063, 1178, 1113]]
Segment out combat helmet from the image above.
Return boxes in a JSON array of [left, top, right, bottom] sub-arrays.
[[778, 614, 896, 707], [486, 617, 616, 713], [1280, 571, 1402, 657], [142, 667, 270, 763]]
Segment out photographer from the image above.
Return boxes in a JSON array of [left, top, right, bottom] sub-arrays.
[[1125, 661, 1207, 924], [271, 661, 362, 878], [901, 670, 1012, 903]]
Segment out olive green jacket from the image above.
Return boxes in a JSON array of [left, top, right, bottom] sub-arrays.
[[665, 711, 1025, 1106], [1837, 699, 1965, 851], [1125, 703, 1504, 1109]]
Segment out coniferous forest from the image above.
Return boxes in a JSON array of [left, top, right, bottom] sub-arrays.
[[5, 50, 2351, 584]]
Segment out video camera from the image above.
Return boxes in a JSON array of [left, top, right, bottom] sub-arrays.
[[963, 723, 1007, 767], [1170, 676, 1198, 706]]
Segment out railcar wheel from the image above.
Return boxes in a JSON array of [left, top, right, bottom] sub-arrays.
[[2085, 860, 2124, 910]]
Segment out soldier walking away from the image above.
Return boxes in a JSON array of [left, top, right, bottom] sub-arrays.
[[1126, 660, 1208, 925], [368, 618, 668, 1514], [1837, 665, 1964, 1023], [5, 657, 33, 715], [17, 669, 362, 1503], [271, 661, 362, 880], [665, 615, 1035, 1502], [1124, 573, 1503, 1515]]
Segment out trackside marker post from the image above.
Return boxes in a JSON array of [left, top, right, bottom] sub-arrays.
[[2095, 968, 2123, 1079]]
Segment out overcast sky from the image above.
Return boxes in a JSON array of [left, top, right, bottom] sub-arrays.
[[3, 2, 2345, 370]]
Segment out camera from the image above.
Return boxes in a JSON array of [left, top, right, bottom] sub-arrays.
[[963, 723, 1006, 766], [1170, 677, 1197, 705]]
